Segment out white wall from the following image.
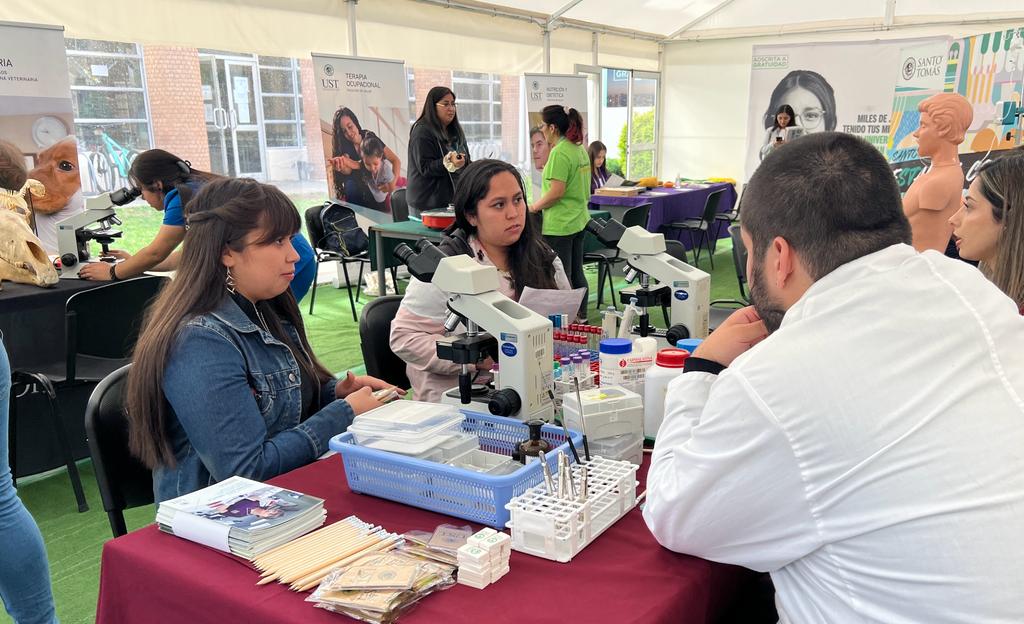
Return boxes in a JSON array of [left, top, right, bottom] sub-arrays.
[[660, 18, 1024, 184]]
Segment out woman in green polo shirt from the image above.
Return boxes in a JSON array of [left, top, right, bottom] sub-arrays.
[[530, 105, 591, 320]]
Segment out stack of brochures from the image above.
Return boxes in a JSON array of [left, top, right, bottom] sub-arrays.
[[156, 475, 327, 560]]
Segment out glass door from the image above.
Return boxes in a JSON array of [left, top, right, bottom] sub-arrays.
[[199, 56, 266, 179], [627, 71, 659, 180], [200, 57, 230, 176], [224, 61, 266, 179]]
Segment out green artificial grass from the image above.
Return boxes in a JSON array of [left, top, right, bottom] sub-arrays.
[[2, 238, 743, 624]]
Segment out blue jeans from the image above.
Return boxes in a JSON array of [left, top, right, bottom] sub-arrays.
[[0, 339, 58, 624]]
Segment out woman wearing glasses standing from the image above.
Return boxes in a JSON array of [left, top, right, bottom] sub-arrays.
[[407, 86, 471, 216], [949, 154, 1024, 314]]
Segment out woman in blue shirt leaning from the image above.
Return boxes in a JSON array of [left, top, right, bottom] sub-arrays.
[[78, 149, 213, 281], [126, 177, 399, 501]]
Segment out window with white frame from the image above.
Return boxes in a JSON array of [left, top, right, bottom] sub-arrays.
[[258, 56, 304, 148], [452, 71, 501, 145], [407, 68, 417, 125], [66, 39, 152, 157]]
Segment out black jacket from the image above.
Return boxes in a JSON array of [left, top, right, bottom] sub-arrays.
[[406, 122, 470, 213]]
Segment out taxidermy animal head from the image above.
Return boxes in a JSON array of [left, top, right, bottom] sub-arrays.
[[0, 180, 59, 288]]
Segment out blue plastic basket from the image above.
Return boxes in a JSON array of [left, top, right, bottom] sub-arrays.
[[329, 411, 584, 528]]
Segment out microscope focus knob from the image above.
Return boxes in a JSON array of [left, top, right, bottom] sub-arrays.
[[60, 253, 78, 268], [488, 388, 521, 418], [665, 323, 690, 347]]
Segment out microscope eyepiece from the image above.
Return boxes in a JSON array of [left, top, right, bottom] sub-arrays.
[[585, 218, 607, 235], [393, 243, 415, 265], [109, 187, 141, 206]]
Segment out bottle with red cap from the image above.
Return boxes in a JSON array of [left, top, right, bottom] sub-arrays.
[[643, 348, 690, 440]]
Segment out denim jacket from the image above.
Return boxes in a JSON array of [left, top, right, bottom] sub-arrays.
[[154, 296, 353, 502]]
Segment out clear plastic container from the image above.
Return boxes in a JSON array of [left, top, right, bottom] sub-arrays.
[[348, 401, 464, 456], [447, 449, 522, 475]]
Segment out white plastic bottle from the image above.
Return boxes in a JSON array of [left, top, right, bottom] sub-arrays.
[[643, 348, 689, 440], [599, 338, 632, 387], [626, 336, 658, 396]]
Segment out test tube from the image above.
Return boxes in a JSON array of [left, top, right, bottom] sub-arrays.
[[553, 361, 561, 381], [560, 357, 571, 381], [571, 355, 583, 381]]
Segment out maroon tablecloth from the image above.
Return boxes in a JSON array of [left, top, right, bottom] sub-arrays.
[[589, 183, 737, 249], [97, 454, 768, 624]]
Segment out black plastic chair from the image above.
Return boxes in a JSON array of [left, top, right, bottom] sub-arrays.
[[709, 225, 751, 332], [390, 188, 409, 223], [84, 364, 152, 537], [663, 188, 727, 269], [583, 203, 651, 310], [713, 187, 741, 241], [359, 296, 411, 390], [304, 203, 378, 322], [11, 275, 167, 513]]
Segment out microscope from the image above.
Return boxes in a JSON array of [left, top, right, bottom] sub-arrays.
[[586, 217, 710, 346], [56, 187, 137, 279], [395, 239, 555, 422]]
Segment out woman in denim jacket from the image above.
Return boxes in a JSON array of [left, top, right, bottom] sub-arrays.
[[126, 178, 398, 502]]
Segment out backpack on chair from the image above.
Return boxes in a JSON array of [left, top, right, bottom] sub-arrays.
[[319, 200, 368, 256]]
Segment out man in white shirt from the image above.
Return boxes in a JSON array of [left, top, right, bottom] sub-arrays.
[[643, 132, 1024, 623]]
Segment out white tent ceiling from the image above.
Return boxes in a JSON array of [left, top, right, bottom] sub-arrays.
[[426, 0, 1024, 41]]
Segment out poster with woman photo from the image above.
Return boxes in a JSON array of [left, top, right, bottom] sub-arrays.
[[311, 53, 409, 224], [524, 74, 588, 201], [744, 37, 946, 178]]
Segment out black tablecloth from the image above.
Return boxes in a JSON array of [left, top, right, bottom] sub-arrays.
[[0, 278, 101, 369], [1, 278, 104, 477]]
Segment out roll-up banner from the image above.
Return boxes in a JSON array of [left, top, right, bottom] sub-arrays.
[[524, 73, 588, 201], [0, 20, 82, 252], [311, 53, 409, 225]]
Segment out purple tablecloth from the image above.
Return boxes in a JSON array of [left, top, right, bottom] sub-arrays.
[[589, 182, 737, 248]]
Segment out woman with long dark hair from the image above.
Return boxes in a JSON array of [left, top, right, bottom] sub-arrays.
[[127, 178, 398, 501], [406, 86, 470, 215], [530, 105, 591, 320], [759, 104, 799, 160], [588, 140, 609, 193], [326, 107, 402, 210], [949, 154, 1024, 313], [79, 149, 215, 281], [391, 159, 570, 401]]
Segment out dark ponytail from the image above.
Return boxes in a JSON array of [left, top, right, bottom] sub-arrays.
[[129, 148, 215, 208], [541, 105, 585, 145]]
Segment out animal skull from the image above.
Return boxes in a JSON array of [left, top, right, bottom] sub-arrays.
[[0, 180, 59, 288]]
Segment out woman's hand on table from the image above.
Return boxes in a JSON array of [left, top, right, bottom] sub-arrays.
[[78, 262, 113, 281], [335, 371, 403, 399]]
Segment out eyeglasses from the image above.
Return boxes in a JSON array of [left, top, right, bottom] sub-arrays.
[[795, 108, 827, 130], [436, 101, 457, 110]]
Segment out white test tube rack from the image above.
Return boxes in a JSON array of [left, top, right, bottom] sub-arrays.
[[504, 456, 638, 563]]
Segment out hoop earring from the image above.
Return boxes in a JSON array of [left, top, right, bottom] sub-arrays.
[[225, 267, 236, 295]]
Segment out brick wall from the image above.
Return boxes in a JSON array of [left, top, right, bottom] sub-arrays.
[[499, 75, 520, 164], [412, 69, 453, 115], [141, 46, 211, 171], [299, 59, 326, 180]]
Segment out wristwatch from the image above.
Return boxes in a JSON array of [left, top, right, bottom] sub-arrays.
[[109, 264, 121, 281]]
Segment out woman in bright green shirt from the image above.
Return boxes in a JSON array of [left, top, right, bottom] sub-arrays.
[[530, 105, 591, 320]]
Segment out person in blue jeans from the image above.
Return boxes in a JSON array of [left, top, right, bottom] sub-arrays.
[[0, 337, 58, 623]]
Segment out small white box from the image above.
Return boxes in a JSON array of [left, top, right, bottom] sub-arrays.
[[457, 544, 489, 564], [561, 385, 643, 465]]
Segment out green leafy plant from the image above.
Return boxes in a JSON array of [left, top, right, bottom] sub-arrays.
[[618, 110, 655, 179]]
